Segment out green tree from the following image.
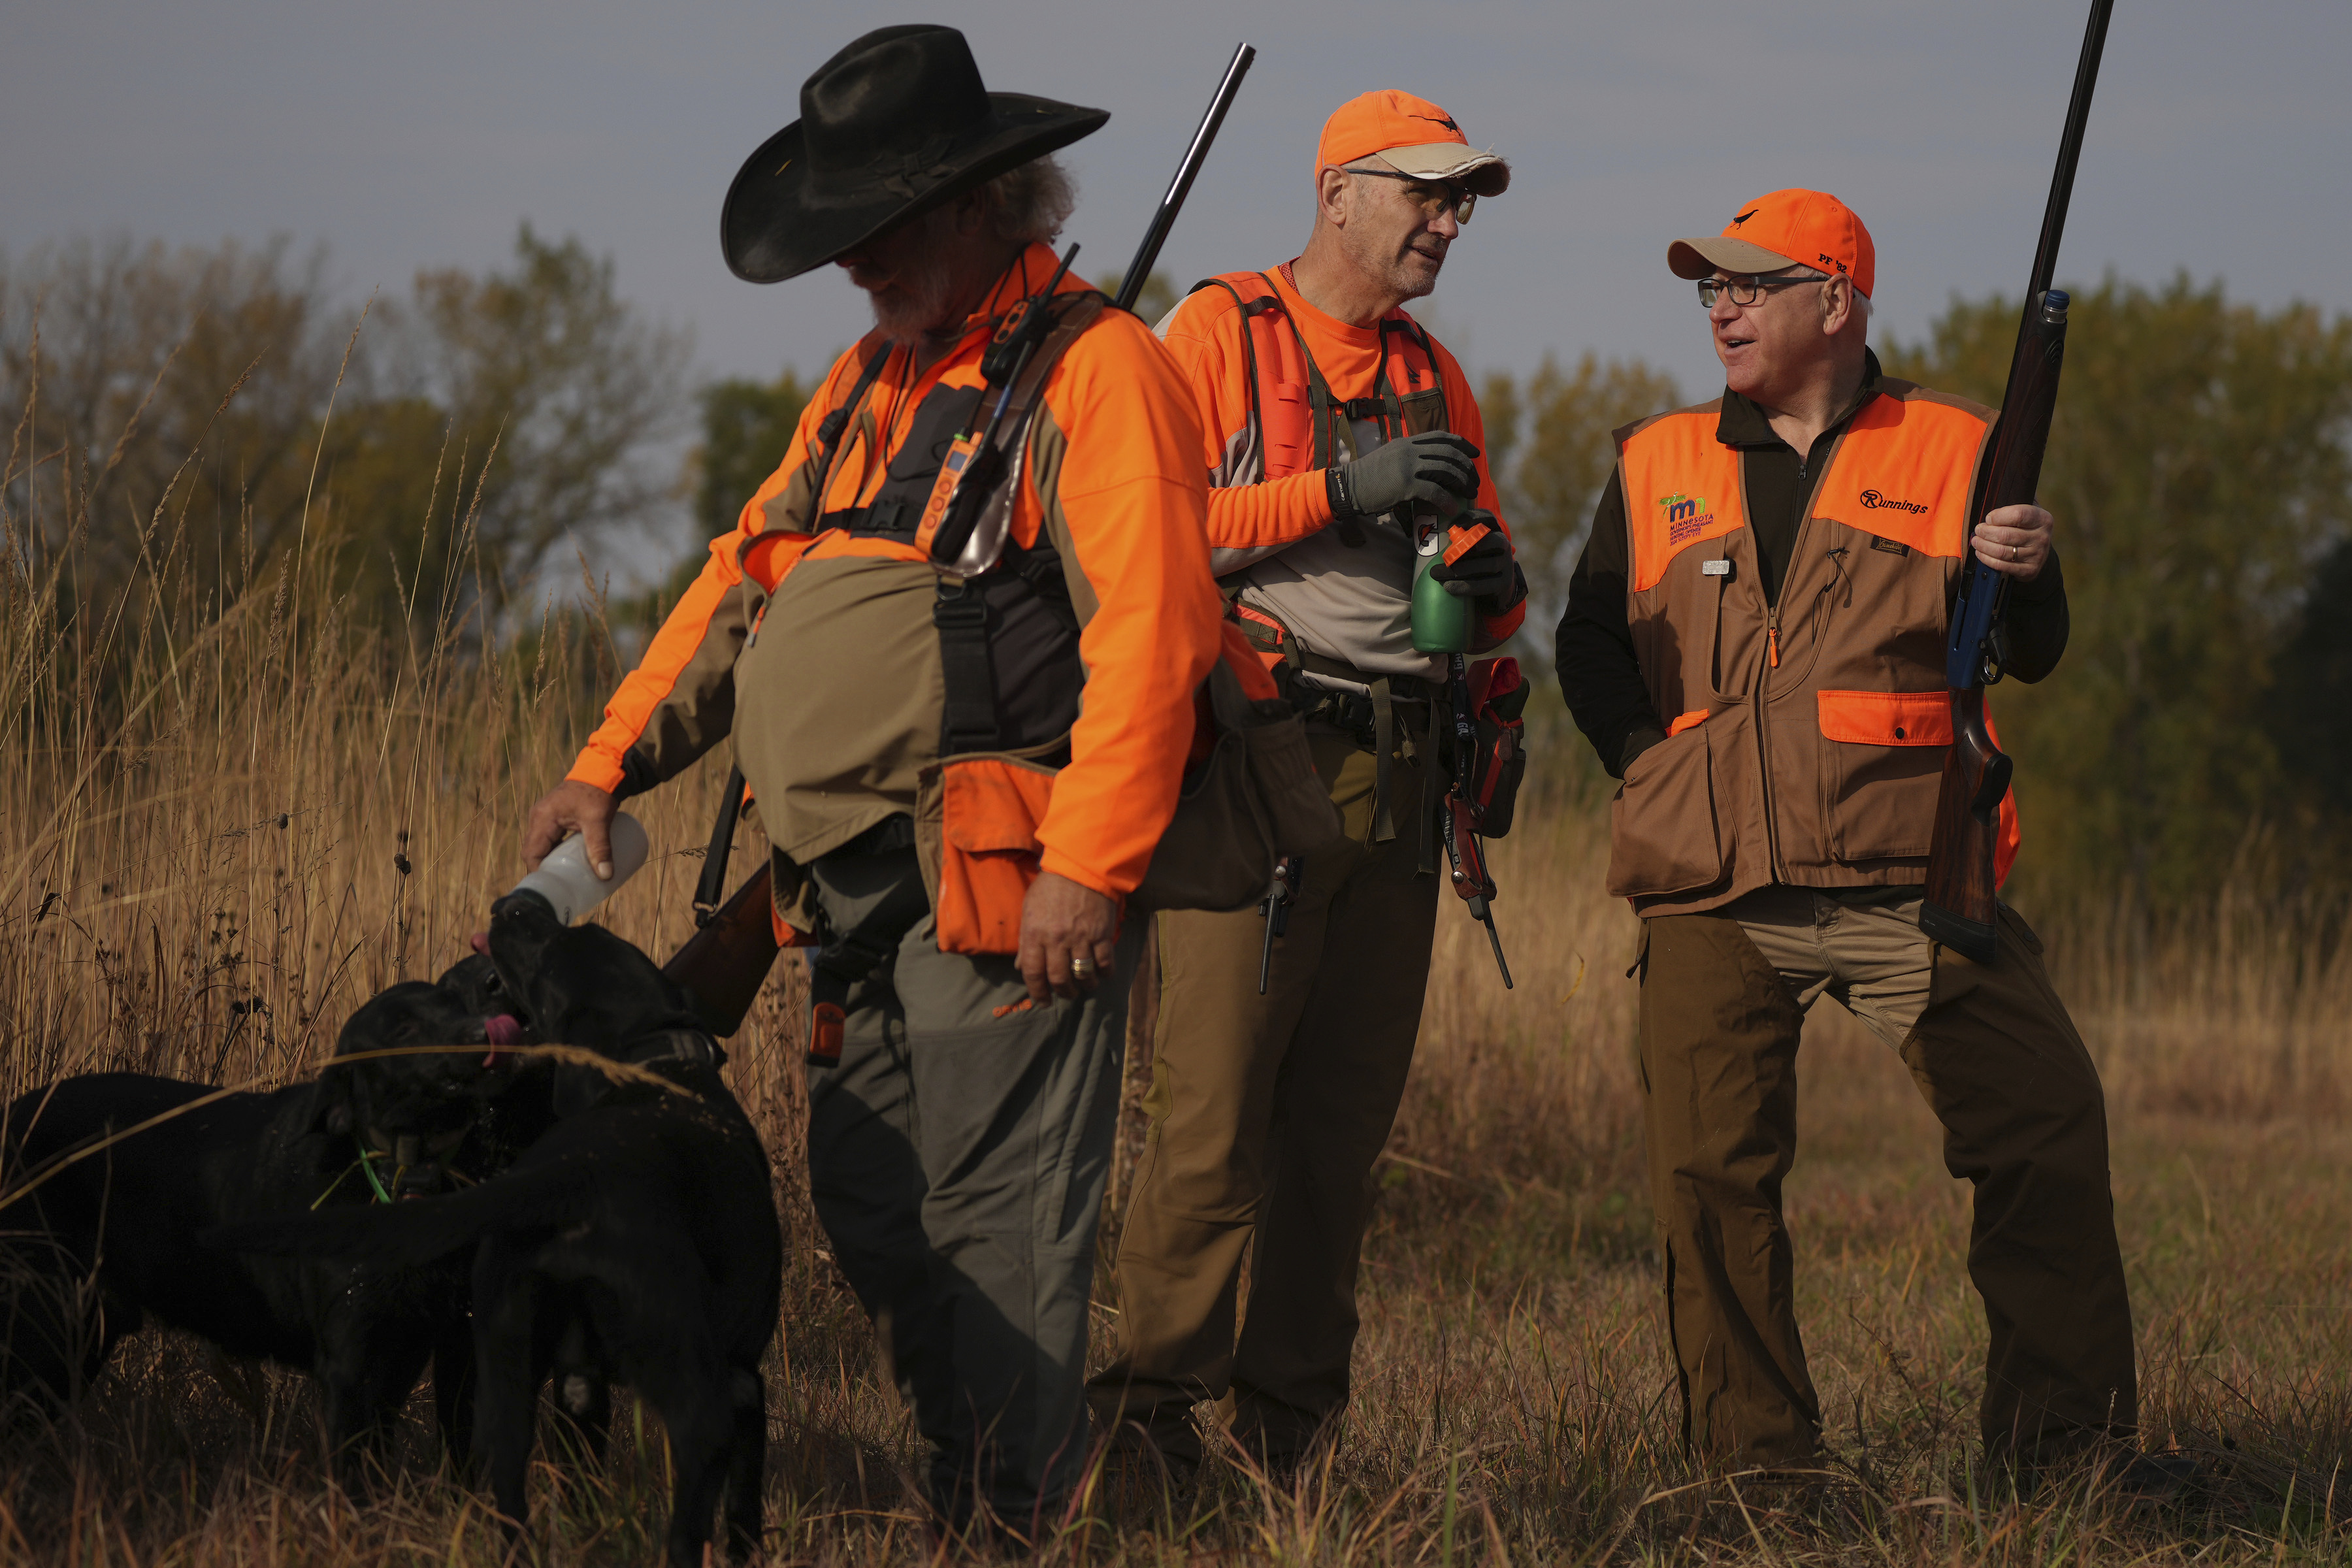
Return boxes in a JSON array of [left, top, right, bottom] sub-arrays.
[[401, 225, 691, 593], [2264, 535, 2352, 843], [0, 236, 348, 607], [1094, 270, 1179, 325], [1886, 275, 2352, 905], [1480, 352, 1682, 633], [1, 228, 689, 633], [689, 370, 811, 539]]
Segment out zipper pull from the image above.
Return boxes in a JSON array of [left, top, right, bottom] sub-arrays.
[[1767, 621, 1781, 668]]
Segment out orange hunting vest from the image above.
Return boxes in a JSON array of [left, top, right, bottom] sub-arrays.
[[1188, 270, 1450, 483], [1604, 380, 2022, 916]]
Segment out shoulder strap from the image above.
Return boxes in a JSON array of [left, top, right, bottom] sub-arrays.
[[932, 290, 1104, 753], [1189, 276, 1286, 484], [926, 289, 1108, 576], [808, 342, 893, 529], [1250, 272, 1345, 470]]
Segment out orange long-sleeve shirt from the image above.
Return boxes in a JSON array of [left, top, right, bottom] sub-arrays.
[[1156, 263, 1525, 677], [568, 245, 1222, 902]]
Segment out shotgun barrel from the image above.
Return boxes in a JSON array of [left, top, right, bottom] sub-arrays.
[[1921, 0, 2114, 963], [1115, 42, 1256, 312]]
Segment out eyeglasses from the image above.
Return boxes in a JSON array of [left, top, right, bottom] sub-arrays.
[[1697, 269, 1829, 308], [1343, 166, 1477, 225]]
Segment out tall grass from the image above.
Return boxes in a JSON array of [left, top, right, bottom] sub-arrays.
[[5, 372, 2351, 1563]]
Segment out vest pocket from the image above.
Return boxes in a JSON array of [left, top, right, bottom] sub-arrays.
[[1606, 723, 1725, 898], [1816, 689, 1950, 864], [921, 753, 1059, 956]]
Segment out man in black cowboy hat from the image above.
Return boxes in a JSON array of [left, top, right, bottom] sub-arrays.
[[519, 24, 1226, 1538]]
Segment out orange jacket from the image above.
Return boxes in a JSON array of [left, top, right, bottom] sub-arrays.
[[568, 244, 1223, 902], [1158, 263, 1525, 659]]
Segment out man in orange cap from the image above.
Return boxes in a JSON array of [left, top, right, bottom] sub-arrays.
[[1555, 189, 2146, 1483], [1089, 90, 1526, 1475]]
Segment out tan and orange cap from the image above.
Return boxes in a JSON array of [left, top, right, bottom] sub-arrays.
[[1668, 188, 1874, 298], [1317, 90, 1511, 197]]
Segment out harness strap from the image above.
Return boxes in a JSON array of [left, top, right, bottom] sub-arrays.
[[806, 861, 933, 1045], [1189, 278, 1282, 483], [1371, 678, 1398, 844], [809, 343, 894, 512], [934, 580, 1000, 753]]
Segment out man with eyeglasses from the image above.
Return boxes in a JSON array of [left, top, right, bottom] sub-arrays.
[[1088, 90, 1523, 1477], [1555, 189, 2148, 1488]]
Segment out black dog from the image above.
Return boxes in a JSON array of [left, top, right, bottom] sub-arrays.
[[214, 895, 783, 1567], [0, 960, 536, 1477]]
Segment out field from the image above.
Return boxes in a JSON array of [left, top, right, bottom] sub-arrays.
[[6, 480, 2352, 1565]]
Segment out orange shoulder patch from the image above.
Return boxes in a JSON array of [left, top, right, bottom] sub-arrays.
[[1810, 393, 1991, 559]]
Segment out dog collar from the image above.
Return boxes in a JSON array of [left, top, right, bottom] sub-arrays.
[[622, 1029, 725, 1072]]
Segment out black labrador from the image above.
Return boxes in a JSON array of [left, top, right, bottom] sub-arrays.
[[0, 958, 543, 1478], [213, 894, 783, 1568]]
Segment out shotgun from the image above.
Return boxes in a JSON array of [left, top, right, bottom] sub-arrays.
[[667, 43, 1259, 1030], [1115, 42, 1256, 311], [1919, 0, 2114, 965]]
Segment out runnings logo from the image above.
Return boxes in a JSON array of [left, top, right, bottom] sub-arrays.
[[1658, 491, 1713, 544], [1859, 489, 1928, 515]]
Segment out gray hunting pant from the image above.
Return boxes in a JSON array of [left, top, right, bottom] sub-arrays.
[[804, 843, 1136, 1533]]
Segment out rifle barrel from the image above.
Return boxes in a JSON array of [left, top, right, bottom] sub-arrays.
[[2026, 0, 2115, 301], [1115, 42, 1255, 312]]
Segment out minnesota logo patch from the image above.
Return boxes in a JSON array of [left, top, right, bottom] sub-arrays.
[[1658, 491, 1714, 545]]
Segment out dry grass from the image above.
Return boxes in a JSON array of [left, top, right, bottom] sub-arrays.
[[5, 405, 2352, 1563]]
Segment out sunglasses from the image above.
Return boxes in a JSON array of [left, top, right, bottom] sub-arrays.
[[1343, 166, 1477, 225]]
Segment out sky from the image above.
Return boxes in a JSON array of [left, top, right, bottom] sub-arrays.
[[7, 0, 2349, 554]]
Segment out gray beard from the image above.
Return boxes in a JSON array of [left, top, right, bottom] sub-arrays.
[[864, 246, 962, 346]]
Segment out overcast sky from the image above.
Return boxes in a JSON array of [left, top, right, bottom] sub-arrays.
[[8, 0, 2349, 540]]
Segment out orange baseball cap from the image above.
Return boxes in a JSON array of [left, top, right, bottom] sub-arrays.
[[1667, 189, 1875, 298], [1316, 90, 1511, 197]]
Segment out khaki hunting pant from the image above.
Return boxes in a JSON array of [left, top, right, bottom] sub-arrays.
[[1641, 885, 2137, 1470], [804, 844, 1139, 1531], [1090, 723, 1437, 1464]]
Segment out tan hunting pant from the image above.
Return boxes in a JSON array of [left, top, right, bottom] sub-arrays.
[[1640, 885, 2138, 1470], [1090, 723, 1437, 1465]]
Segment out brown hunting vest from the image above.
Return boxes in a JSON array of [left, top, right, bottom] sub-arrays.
[[1605, 379, 2021, 915]]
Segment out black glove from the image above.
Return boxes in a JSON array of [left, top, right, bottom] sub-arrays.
[[1326, 431, 1480, 519], [1429, 514, 1521, 613]]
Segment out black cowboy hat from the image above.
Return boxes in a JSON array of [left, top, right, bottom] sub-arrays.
[[721, 25, 1109, 285]]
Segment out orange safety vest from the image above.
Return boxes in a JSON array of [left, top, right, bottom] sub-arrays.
[[1188, 270, 1450, 483], [1605, 380, 2022, 915]]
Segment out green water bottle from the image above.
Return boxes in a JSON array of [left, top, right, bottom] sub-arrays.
[[1409, 512, 1471, 653]]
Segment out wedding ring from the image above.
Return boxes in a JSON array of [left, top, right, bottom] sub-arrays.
[[2010, 544, 2019, 561], [1070, 957, 1096, 977]]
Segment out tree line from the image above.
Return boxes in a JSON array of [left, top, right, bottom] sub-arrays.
[[6, 237, 2345, 910], [1, 229, 687, 634]]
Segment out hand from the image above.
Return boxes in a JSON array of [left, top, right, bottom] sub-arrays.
[[1972, 503, 2053, 581], [1017, 871, 1119, 1005], [1331, 431, 1480, 518], [1429, 514, 1520, 611], [522, 779, 618, 875]]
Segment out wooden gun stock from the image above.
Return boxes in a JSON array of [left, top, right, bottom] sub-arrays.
[[662, 865, 781, 1037], [1920, 689, 2012, 964]]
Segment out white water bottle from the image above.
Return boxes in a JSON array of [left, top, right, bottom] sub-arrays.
[[509, 811, 650, 924]]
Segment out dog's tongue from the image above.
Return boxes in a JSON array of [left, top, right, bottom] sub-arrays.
[[483, 1013, 523, 1066], [469, 930, 491, 956]]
